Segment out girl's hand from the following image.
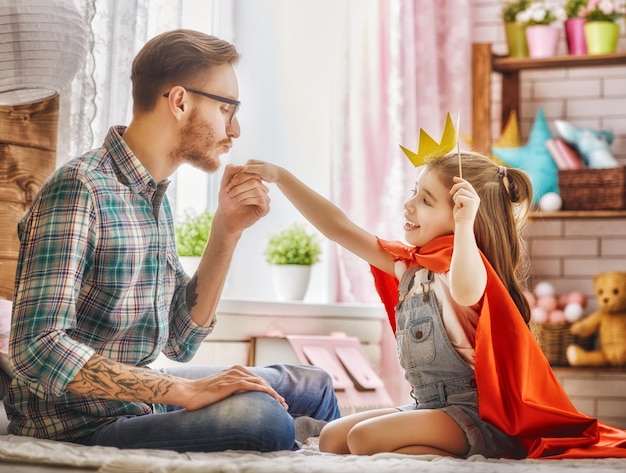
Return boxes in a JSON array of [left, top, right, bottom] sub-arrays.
[[448, 177, 486, 307], [450, 176, 480, 227], [240, 159, 282, 185]]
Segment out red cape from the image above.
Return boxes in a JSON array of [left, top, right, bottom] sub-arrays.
[[370, 234, 626, 459]]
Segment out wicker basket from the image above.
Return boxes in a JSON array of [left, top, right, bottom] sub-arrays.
[[530, 322, 596, 366], [558, 166, 626, 211]]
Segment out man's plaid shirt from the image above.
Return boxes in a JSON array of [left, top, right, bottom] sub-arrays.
[[6, 126, 212, 440]]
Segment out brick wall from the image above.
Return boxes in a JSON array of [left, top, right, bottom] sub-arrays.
[[553, 367, 626, 428], [471, 0, 626, 162], [525, 217, 626, 425], [470, 1, 626, 427], [525, 216, 626, 310]]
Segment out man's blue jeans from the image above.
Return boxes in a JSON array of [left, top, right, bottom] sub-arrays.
[[72, 364, 340, 452]]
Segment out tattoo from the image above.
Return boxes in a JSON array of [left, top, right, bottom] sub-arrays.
[[67, 354, 175, 403], [186, 274, 199, 309]]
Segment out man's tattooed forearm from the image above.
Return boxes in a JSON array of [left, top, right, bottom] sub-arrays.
[[67, 354, 175, 402]]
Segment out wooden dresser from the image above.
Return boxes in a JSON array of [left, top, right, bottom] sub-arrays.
[[0, 96, 59, 299]]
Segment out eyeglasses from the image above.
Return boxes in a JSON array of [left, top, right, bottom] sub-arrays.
[[163, 88, 241, 123]]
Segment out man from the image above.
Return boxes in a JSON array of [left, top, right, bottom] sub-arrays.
[[6, 29, 339, 453]]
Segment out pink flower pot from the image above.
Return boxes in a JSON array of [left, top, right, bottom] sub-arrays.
[[526, 25, 561, 58], [565, 18, 587, 55]]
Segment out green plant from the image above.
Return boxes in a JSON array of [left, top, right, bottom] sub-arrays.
[[264, 223, 321, 265], [564, 0, 589, 17], [502, 0, 531, 22], [174, 209, 213, 257]]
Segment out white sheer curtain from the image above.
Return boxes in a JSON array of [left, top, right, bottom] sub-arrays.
[[331, 0, 473, 403], [56, 0, 184, 166], [332, 0, 473, 304]]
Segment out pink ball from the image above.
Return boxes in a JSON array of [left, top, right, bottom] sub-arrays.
[[567, 291, 587, 308], [537, 295, 558, 313], [549, 309, 566, 324]]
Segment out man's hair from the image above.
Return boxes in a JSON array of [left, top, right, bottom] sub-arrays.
[[130, 29, 240, 113], [426, 151, 534, 324]]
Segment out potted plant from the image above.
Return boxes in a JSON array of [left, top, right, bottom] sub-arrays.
[[174, 209, 213, 274], [516, 1, 567, 57], [502, 0, 531, 57], [565, 0, 590, 17], [264, 223, 322, 301], [564, 0, 590, 55], [580, 0, 625, 54]]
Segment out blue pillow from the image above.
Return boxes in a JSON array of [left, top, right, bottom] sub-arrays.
[[491, 108, 558, 206]]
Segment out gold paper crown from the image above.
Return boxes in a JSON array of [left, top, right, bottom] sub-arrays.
[[400, 113, 459, 167]]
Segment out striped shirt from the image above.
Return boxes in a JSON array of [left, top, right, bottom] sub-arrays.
[[6, 126, 212, 440]]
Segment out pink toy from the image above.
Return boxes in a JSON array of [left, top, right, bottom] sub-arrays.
[[567, 291, 587, 307], [549, 310, 567, 324], [537, 294, 558, 313], [528, 282, 588, 325], [554, 120, 618, 169]]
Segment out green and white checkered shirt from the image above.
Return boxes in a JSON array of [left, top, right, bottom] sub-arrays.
[[6, 126, 212, 440]]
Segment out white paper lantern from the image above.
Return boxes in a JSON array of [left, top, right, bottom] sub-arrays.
[[0, 0, 87, 105]]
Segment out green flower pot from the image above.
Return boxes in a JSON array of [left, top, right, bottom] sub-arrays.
[[504, 21, 529, 58], [584, 21, 619, 55]]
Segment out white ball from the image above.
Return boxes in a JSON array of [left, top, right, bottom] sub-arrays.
[[539, 192, 562, 212], [534, 281, 555, 297], [531, 306, 549, 324], [564, 302, 584, 322]]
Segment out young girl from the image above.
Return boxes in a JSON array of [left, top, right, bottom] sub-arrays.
[[241, 152, 626, 459]]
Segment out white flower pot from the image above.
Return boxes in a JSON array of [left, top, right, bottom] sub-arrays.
[[179, 256, 201, 275], [271, 264, 312, 301], [179, 256, 232, 295]]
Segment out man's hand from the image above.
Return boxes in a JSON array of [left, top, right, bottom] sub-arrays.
[[181, 365, 288, 411], [68, 355, 288, 411], [217, 164, 270, 234]]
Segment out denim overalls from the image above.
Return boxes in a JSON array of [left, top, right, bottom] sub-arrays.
[[395, 266, 524, 458]]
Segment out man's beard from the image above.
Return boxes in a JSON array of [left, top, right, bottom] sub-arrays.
[[170, 110, 227, 173]]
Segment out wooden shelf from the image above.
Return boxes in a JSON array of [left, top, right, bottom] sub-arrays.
[[492, 50, 626, 73], [530, 210, 626, 219], [551, 365, 626, 373], [471, 43, 626, 155]]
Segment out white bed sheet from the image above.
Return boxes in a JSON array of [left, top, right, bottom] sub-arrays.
[[2, 402, 626, 472], [1, 433, 626, 473]]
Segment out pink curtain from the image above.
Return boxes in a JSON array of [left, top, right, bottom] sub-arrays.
[[331, 0, 472, 404]]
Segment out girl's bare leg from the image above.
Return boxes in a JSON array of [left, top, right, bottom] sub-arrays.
[[318, 408, 398, 453], [347, 409, 469, 457]]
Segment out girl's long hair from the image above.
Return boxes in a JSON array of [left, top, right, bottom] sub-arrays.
[[427, 152, 533, 324]]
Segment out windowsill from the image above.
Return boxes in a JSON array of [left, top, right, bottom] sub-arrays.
[[216, 298, 386, 320]]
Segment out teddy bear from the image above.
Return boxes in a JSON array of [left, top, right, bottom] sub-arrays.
[[566, 271, 626, 367]]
